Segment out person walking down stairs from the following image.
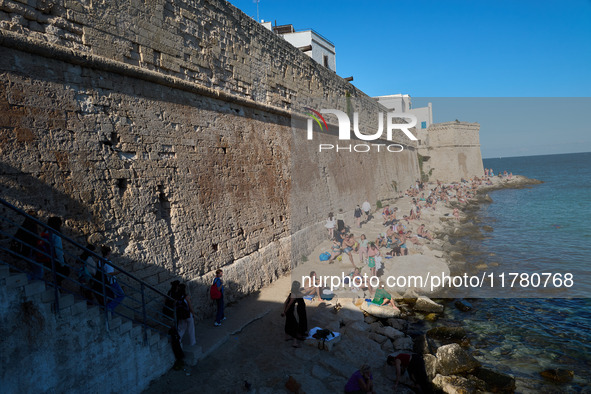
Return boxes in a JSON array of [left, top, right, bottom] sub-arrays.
[[97, 245, 125, 313]]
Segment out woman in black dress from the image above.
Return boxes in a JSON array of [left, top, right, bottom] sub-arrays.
[[282, 281, 307, 347]]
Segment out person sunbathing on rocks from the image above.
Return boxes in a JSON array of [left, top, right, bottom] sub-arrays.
[[327, 239, 342, 264], [386, 225, 396, 240], [303, 271, 322, 299], [372, 287, 398, 310], [386, 238, 403, 257], [394, 233, 409, 256], [405, 230, 422, 246], [382, 205, 394, 225], [417, 224, 434, 241], [456, 190, 467, 203], [391, 207, 398, 222], [395, 221, 407, 235], [349, 267, 369, 293], [375, 233, 388, 249]]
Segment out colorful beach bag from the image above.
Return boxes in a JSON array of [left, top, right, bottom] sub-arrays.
[[319, 252, 331, 261]]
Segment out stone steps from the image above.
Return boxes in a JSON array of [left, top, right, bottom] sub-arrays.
[[0, 262, 173, 358]]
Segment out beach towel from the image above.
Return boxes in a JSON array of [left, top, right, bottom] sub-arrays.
[[307, 327, 341, 341]]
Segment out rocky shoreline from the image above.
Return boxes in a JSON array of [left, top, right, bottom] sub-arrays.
[[287, 174, 546, 393]]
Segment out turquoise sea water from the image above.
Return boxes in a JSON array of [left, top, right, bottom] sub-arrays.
[[446, 152, 591, 391]]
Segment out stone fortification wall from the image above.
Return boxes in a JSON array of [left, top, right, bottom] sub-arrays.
[[418, 122, 484, 183], [0, 0, 367, 109], [0, 0, 420, 316]]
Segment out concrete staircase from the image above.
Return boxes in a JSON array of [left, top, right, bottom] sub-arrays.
[[0, 264, 169, 342], [0, 263, 175, 393]]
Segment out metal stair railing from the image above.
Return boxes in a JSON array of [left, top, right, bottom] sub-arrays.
[[0, 197, 177, 342]]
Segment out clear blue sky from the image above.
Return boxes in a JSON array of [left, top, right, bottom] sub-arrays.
[[228, 0, 591, 157]]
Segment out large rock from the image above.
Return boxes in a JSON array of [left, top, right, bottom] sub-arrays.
[[338, 305, 365, 324], [361, 302, 401, 318], [386, 318, 408, 332], [472, 367, 516, 392], [368, 332, 389, 345], [424, 354, 438, 380], [414, 334, 436, 355], [449, 252, 465, 262], [381, 340, 394, 354], [432, 374, 485, 394], [376, 325, 405, 340], [454, 299, 472, 312], [436, 343, 481, 375], [414, 296, 444, 313], [364, 314, 379, 324], [402, 288, 420, 304], [427, 326, 467, 341], [539, 368, 574, 383], [346, 320, 369, 332], [393, 336, 414, 351], [331, 332, 384, 368]]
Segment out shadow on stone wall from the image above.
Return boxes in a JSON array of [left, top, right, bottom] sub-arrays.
[[0, 162, 256, 321]]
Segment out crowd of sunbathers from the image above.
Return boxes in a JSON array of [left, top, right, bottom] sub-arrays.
[[316, 176, 499, 298], [484, 168, 512, 179]]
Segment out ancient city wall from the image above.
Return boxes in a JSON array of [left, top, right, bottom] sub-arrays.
[[418, 122, 484, 183], [0, 0, 421, 315]]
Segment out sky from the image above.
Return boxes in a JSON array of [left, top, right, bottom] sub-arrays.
[[228, 0, 591, 158]]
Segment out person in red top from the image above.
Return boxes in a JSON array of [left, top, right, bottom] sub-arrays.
[[381, 205, 393, 225], [387, 352, 433, 393]]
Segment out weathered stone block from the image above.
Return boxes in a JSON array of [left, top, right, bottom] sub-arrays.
[[414, 296, 444, 313], [436, 343, 481, 376], [5, 273, 27, 288]]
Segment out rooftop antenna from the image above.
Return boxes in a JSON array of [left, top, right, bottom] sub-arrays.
[[254, 0, 260, 22]]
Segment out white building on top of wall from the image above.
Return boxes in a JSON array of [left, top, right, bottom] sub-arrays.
[[374, 94, 433, 144], [262, 21, 336, 72]]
